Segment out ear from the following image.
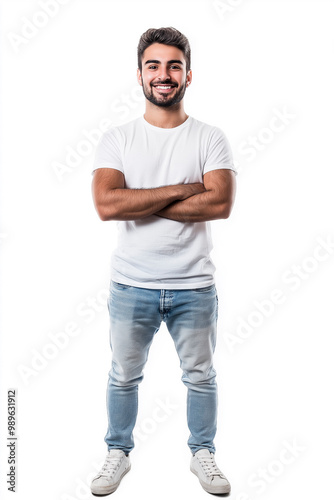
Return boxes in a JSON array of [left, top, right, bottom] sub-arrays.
[[137, 68, 143, 86], [186, 69, 193, 87]]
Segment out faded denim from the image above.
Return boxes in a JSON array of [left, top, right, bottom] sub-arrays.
[[105, 281, 219, 455]]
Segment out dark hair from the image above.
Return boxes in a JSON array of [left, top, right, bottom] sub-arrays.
[[137, 27, 191, 73]]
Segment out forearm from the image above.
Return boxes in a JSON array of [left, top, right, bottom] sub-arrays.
[[156, 190, 232, 222], [156, 169, 236, 222], [97, 185, 179, 221], [96, 183, 205, 221]]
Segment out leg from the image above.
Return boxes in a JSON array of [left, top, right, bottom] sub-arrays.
[[105, 282, 161, 454], [165, 285, 219, 454]]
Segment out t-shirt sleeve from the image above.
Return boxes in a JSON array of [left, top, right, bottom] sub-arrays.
[[91, 128, 123, 175], [203, 126, 237, 175]]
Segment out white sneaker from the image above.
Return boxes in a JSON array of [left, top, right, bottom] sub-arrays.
[[190, 449, 231, 494], [91, 449, 131, 495]]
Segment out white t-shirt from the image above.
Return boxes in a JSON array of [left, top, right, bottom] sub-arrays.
[[92, 115, 236, 289]]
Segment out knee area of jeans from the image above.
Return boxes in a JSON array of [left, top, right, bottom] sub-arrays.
[[109, 371, 144, 387], [181, 371, 216, 387]]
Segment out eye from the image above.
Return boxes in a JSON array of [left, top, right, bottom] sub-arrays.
[[148, 65, 158, 70], [170, 65, 181, 70]]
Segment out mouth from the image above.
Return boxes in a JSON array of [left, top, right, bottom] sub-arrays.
[[152, 84, 177, 94]]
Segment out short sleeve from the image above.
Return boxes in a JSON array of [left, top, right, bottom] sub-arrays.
[[91, 128, 123, 175], [203, 127, 237, 176]]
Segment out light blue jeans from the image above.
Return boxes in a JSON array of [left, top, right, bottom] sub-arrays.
[[105, 281, 219, 455]]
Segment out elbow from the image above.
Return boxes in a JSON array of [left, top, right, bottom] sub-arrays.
[[98, 210, 110, 222], [95, 203, 117, 221], [92, 185, 119, 221], [219, 202, 233, 220], [94, 202, 107, 221], [221, 207, 232, 219]]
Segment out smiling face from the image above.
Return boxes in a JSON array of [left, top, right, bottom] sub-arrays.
[[137, 43, 192, 108]]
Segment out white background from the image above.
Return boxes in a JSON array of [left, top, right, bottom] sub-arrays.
[[1, 0, 334, 499]]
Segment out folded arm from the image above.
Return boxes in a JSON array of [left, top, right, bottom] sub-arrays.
[[155, 169, 237, 222], [91, 168, 206, 221]]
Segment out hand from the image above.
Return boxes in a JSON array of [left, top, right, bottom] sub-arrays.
[[178, 182, 206, 200]]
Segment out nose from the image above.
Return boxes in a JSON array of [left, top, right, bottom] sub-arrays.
[[157, 64, 171, 82]]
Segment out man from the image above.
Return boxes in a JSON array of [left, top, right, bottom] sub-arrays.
[[90, 27, 237, 496]]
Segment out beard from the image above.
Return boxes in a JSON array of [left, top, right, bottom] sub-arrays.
[[142, 79, 187, 108]]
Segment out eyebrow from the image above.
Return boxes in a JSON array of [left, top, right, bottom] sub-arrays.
[[144, 59, 184, 66]]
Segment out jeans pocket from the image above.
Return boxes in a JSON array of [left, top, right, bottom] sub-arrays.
[[111, 281, 132, 290], [193, 284, 216, 293]]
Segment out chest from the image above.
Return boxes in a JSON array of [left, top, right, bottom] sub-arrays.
[[122, 129, 205, 188]]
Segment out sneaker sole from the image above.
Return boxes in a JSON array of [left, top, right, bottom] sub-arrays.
[[91, 465, 131, 495], [190, 466, 231, 495]]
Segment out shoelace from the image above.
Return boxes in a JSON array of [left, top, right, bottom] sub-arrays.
[[99, 454, 122, 478], [198, 455, 225, 478]]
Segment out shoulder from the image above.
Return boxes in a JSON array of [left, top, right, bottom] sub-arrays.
[[189, 117, 231, 151], [116, 116, 143, 134], [99, 116, 142, 145], [189, 117, 227, 139]]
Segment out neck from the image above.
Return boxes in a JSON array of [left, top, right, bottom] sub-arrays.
[[143, 101, 188, 129]]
